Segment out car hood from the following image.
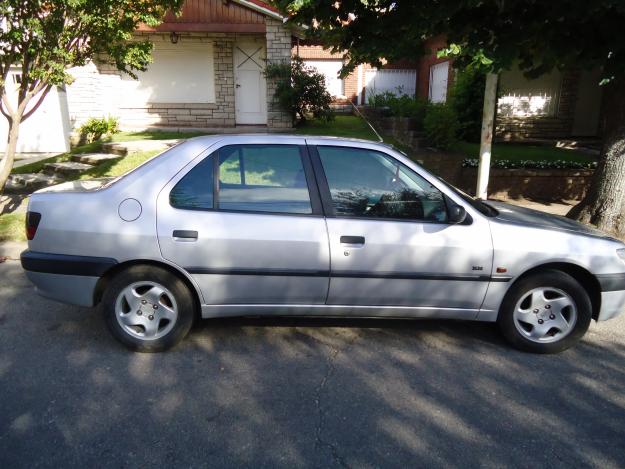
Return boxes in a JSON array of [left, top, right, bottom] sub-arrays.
[[485, 200, 611, 239]]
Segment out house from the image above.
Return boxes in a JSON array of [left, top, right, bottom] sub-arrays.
[[300, 33, 602, 142], [414, 37, 603, 141], [1, 0, 295, 154], [293, 36, 450, 106], [293, 40, 420, 107]]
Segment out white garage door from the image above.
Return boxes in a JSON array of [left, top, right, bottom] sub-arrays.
[[305, 60, 344, 97], [364, 69, 417, 98], [429, 61, 450, 103], [0, 69, 71, 153]]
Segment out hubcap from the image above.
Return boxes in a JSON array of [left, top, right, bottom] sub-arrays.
[[115, 281, 178, 340], [513, 287, 577, 344]]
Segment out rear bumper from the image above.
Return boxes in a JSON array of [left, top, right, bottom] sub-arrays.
[[21, 250, 117, 307], [24, 271, 99, 307], [597, 273, 625, 321]]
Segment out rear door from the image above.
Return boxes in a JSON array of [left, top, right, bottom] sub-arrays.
[[157, 140, 330, 306], [309, 142, 493, 318]]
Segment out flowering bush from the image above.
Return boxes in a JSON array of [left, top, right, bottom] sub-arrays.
[[461, 159, 598, 170]]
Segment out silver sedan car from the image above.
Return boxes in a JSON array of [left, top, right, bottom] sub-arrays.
[[21, 135, 625, 353]]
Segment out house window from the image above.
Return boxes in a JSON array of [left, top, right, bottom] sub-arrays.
[[122, 41, 215, 104], [497, 68, 562, 118]]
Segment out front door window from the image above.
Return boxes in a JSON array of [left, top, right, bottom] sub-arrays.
[[317, 146, 448, 222]]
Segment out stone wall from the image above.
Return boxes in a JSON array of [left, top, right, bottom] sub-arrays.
[[458, 167, 594, 201], [66, 27, 295, 131], [116, 33, 238, 129], [66, 33, 241, 130], [266, 18, 293, 129]]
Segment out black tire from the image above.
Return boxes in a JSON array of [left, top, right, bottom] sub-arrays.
[[498, 269, 592, 354], [102, 265, 196, 352]]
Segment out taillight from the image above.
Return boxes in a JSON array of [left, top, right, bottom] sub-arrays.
[[25, 212, 41, 240]]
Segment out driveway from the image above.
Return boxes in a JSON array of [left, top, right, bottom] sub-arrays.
[[1, 259, 625, 468]]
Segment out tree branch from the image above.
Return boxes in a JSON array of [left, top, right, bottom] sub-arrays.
[[0, 99, 12, 122], [1, 93, 15, 119]]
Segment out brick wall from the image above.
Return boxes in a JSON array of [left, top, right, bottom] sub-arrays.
[[458, 167, 593, 201], [266, 18, 293, 128]]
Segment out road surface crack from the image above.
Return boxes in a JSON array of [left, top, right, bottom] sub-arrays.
[[313, 332, 360, 468]]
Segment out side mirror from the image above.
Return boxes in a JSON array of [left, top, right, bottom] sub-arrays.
[[448, 204, 467, 224]]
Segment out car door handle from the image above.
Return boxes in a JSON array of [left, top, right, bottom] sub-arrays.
[[340, 235, 365, 245], [173, 230, 198, 241]]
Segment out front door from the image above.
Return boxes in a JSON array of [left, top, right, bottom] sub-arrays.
[[234, 41, 267, 125], [157, 141, 329, 307], [311, 144, 493, 318]]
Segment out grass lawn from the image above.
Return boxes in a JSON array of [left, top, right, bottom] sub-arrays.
[[295, 115, 378, 140], [0, 212, 26, 242], [451, 141, 596, 163], [79, 150, 161, 180]]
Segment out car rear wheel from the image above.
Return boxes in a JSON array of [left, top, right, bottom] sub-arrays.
[[102, 265, 195, 352], [498, 270, 592, 353]]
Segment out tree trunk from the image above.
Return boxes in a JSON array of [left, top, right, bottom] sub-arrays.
[[0, 116, 21, 195], [568, 79, 625, 237], [475, 73, 499, 199]]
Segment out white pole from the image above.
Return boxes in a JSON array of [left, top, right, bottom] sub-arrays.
[[476, 72, 499, 200]]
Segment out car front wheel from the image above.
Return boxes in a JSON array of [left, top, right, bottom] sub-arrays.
[[498, 270, 592, 353], [102, 265, 195, 352]]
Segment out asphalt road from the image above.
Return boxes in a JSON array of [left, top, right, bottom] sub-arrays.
[[1, 259, 625, 468]]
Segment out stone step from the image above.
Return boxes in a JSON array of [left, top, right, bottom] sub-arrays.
[[101, 139, 180, 156], [100, 142, 128, 156], [70, 153, 122, 165], [43, 161, 94, 177], [6, 173, 62, 192]]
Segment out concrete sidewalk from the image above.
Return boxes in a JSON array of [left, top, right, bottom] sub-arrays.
[[0, 241, 26, 260]]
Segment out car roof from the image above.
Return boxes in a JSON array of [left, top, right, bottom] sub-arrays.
[[186, 133, 386, 147]]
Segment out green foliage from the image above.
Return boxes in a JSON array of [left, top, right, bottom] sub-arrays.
[[423, 103, 459, 150], [78, 116, 120, 143], [265, 57, 334, 123], [0, 212, 26, 242], [449, 66, 486, 143], [0, 1, 184, 92], [368, 91, 428, 126], [277, 1, 625, 85]]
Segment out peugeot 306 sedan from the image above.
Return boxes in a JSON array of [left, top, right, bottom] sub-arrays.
[[20, 135, 625, 352]]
